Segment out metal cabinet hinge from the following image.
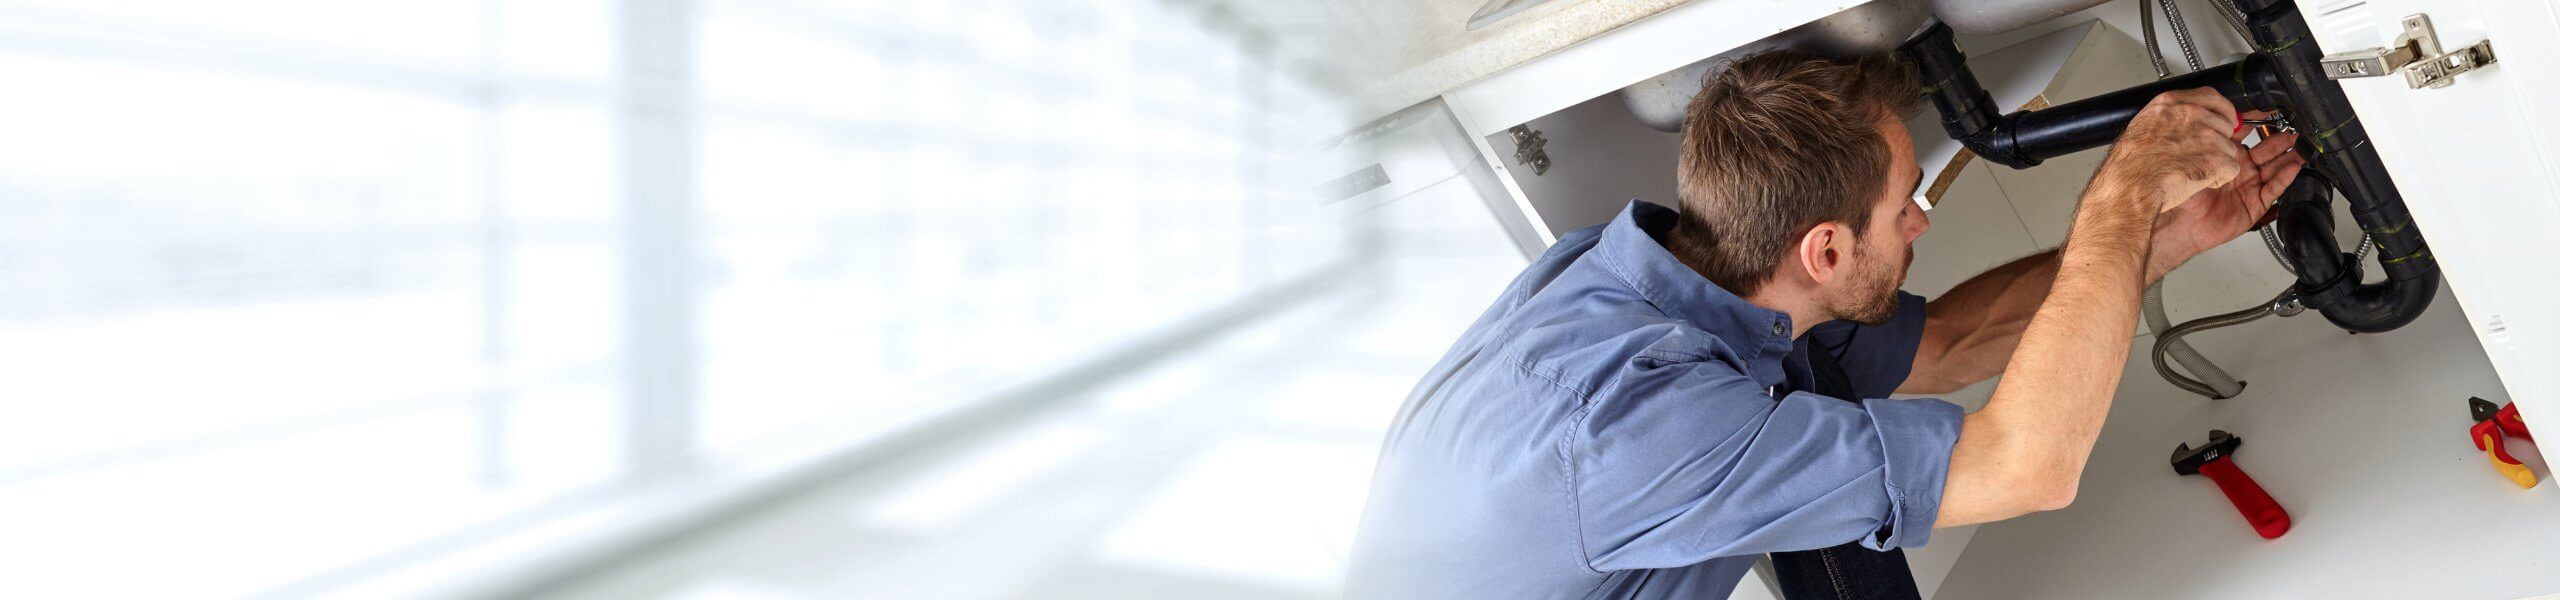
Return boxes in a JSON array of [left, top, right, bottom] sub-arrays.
[[1507, 124, 1550, 175], [2320, 14, 2495, 89]]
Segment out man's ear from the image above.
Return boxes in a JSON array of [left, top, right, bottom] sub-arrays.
[[1796, 222, 1847, 285]]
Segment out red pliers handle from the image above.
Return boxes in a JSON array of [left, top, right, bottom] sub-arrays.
[[2470, 397, 2536, 489]]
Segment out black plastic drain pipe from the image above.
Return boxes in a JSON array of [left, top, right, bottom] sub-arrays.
[[2230, 0, 2437, 332], [1897, 0, 2438, 333], [1901, 22, 2283, 168]]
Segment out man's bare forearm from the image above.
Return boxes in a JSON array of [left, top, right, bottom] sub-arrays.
[[1930, 87, 2248, 529], [1933, 175, 2161, 527], [1902, 217, 2198, 395], [1903, 250, 2057, 395]]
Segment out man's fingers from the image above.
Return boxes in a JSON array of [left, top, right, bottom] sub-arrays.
[[2124, 88, 2259, 210], [2231, 110, 2278, 141], [2249, 131, 2300, 164], [2267, 149, 2307, 173], [2214, 141, 2246, 185], [2257, 153, 2307, 206], [2168, 125, 2246, 198], [2183, 107, 2236, 135], [2199, 91, 2241, 124], [2173, 87, 2242, 126], [2216, 135, 2248, 171]]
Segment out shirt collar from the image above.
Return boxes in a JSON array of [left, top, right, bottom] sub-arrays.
[[1590, 200, 1797, 387]]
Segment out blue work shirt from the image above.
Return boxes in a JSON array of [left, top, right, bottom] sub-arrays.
[[1344, 200, 1964, 599]]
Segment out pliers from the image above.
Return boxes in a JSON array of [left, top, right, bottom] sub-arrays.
[[2470, 396, 2537, 488], [2244, 114, 2295, 136]]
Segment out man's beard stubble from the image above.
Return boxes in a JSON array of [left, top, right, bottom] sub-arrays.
[[1828, 243, 1908, 326]]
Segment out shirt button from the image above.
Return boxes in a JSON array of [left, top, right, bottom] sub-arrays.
[[1771, 321, 1785, 336]]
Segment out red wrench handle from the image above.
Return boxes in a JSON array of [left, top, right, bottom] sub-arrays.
[[2199, 458, 2291, 539]]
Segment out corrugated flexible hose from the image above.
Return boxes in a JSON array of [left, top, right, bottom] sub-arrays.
[[2139, 0, 2248, 399], [2153, 290, 2300, 398], [2144, 283, 2246, 397]]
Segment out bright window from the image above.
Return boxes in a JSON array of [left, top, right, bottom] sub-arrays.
[[0, 0, 1344, 595]]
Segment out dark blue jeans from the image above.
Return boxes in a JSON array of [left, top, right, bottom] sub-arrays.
[[1769, 338, 1922, 600], [1767, 543, 1921, 600]]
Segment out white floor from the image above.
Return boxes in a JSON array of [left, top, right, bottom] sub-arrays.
[[1932, 286, 2560, 599]]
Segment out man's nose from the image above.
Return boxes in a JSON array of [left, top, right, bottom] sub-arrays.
[[1904, 204, 1932, 243]]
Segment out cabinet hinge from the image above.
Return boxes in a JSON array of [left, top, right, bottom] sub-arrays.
[[2319, 14, 2496, 89]]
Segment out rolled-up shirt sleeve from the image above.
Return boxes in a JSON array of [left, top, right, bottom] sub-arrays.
[[1568, 353, 1962, 572]]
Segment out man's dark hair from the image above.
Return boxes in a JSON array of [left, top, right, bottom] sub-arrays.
[[1666, 50, 1919, 295]]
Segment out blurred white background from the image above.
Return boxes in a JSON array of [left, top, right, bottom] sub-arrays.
[[0, 0, 1511, 597]]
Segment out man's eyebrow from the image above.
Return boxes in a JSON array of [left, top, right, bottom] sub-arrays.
[[1904, 168, 1924, 204]]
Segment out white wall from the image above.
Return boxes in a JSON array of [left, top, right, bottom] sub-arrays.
[[0, 1, 1356, 596], [1486, 93, 1685, 237]]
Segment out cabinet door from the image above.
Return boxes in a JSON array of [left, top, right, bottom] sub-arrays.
[[2305, 0, 2560, 443]]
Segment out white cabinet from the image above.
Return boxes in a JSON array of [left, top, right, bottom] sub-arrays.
[[1366, 0, 2560, 596]]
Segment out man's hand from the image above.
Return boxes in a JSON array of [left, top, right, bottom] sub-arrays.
[[2097, 87, 2250, 214], [1906, 113, 2309, 393], [2147, 112, 2306, 281], [1936, 87, 2264, 530]]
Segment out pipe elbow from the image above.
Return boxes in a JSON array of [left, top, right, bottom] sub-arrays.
[[1967, 126, 2037, 169], [2317, 269, 2438, 333], [2272, 178, 2440, 333], [1902, 23, 2038, 168]]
